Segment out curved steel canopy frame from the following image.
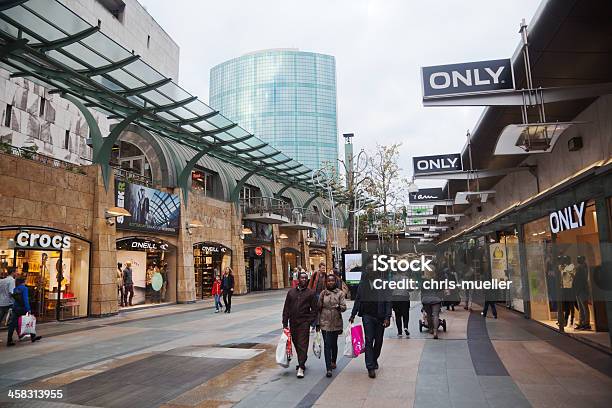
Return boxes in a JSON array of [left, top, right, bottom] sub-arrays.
[[0, 0, 365, 206]]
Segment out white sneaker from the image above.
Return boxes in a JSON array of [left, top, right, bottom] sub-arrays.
[[215, 309, 219, 313], [297, 368, 304, 378]]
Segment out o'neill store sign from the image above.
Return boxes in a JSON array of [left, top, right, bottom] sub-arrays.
[[421, 59, 514, 99], [413, 153, 462, 175], [409, 188, 445, 203], [549, 202, 586, 234]]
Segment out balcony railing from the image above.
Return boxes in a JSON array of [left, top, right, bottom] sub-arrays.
[[240, 197, 291, 223], [0, 143, 87, 174]]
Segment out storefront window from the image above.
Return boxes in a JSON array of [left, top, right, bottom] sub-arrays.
[[0, 228, 90, 322], [194, 242, 231, 299], [244, 246, 271, 292], [116, 237, 176, 307], [526, 200, 606, 343], [490, 230, 522, 311]]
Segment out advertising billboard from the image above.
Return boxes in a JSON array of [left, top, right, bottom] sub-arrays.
[[115, 180, 180, 235], [413, 153, 462, 175], [343, 251, 363, 285]]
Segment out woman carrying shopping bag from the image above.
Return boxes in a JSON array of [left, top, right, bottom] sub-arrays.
[[6, 278, 41, 346], [317, 274, 346, 378]]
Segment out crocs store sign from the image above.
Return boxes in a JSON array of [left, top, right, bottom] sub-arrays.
[[15, 232, 71, 250]]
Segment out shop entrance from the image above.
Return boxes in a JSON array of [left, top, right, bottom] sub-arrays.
[[0, 228, 90, 322], [244, 246, 271, 292], [281, 248, 301, 288], [309, 249, 326, 275], [116, 237, 176, 308], [193, 242, 231, 299]]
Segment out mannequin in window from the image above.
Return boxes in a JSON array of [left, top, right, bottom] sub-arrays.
[[573, 256, 590, 330], [559, 255, 576, 327]]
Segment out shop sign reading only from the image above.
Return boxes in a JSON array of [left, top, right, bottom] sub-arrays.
[[549, 201, 586, 234], [15, 231, 71, 250], [413, 153, 462, 175]]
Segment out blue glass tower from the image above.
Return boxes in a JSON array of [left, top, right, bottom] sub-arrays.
[[210, 49, 338, 172]]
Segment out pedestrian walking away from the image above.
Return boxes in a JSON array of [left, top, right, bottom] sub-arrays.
[[0, 267, 16, 329], [282, 271, 318, 378], [212, 274, 223, 313], [122, 261, 134, 307], [318, 274, 347, 377], [7, 277, 42, 346], [116, 262, 124, 307], [222, 267, 235, 313], [350, 269, 391, 378], [421, 266, 443, 339]]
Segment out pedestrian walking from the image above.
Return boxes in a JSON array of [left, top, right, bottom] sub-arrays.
[[309, 262, 327, 297], [349, 269, 391, 379], [122, 261, 134, 306], [291, 266, 300, 288], [117, 262, 124, 307], [7, 278, 42, 346], [317, 274, 346, 377], [0, 267, 16, 328], [212, 274, 223, 313], [222, 267, 235, 313], [421, 277, 443, 339], [282, 271, 318, 378]]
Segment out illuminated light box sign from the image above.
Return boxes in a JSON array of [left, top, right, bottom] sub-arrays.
[[409, 188, 445, 203], [549, 202, 586, 234], [421, 59, 514, 99]]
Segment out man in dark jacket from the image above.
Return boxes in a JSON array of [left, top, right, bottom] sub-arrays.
[[7, 278, 41, 346], [123, 261, 134, 306], [283, 271, 318, 378], [573, 256, 590, 330], [221, 269, 235, 313], [349, 270, 391, 378]]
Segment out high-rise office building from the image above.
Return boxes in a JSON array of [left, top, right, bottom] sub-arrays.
[[210, 49, 338, 172]]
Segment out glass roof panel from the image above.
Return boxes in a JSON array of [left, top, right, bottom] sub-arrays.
[[127, 95, 145, 107], [141, 90, 172, 106], [206, 114, 232, 128], [190, 120, 216, 132], [157, 82, 191, 102], [182, 125, 200, 133], [157, 111, 177, 121], [80, 32, 132, 63], [2, 7, 64, 41], [46, 50, 87, 70], [91, 75, 124, 91], [25, 0, 90, 35], [0, 19, 20, 40], [63, 42, 109, 68], [214, 132, 234, 142], [184, 100, 215, 116], [123, 59, 164, 84], [108, 68, 143, 89], [170, 107, 196, 120]]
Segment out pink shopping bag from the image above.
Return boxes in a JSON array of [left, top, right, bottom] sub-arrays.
[[351, 324, 365, 356]]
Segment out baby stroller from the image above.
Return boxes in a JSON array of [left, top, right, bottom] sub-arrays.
[[418, 306, 447, 332]]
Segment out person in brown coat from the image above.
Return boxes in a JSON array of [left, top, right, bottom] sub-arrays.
[[317, 274, 347, 377], [282, 271, 318, 378]]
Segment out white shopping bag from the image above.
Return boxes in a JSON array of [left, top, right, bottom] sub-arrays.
[[18, 312, 36, 337], [313, 331, 322, 359], [343, 323, 356, 358], [276, 328, 292, 368]]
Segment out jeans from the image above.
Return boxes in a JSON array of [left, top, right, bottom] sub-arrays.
[[362, 315, 385, 370], [576, 294, 590, 327], [322, 330, 340, 370], [123, 284, 134, 306], [0, 305, 10, 327], [223, 291, 232, 311], [392, 302, 410, 334], [214, 294, 222, 311], [423, 303, 441, 334], [483, 301, 497, 318], [290, 322, 310, 369], [117, 285, 124, 306]]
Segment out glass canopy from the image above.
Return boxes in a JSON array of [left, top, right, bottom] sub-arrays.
[[0, 0, 357, 201]]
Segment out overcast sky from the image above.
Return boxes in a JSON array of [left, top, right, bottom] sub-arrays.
[[141, 0, 541, 186]]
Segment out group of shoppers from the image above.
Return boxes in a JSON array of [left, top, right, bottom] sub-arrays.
[[283, 262, 389, 379], [211, 267, 235, 313], [0, 267, 42, 346]]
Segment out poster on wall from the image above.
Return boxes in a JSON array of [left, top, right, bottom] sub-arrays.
[[489, 243, 507, 280], [243, 221, 273, 241], [115, 180, 180, 235], [116, 250, 147, 305], [310, 226, 327, 245]]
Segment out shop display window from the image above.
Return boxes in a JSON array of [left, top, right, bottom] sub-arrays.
[[0, 228, 90, 322], [194, 243, 231, 299], [526, 200, 606, 343]]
